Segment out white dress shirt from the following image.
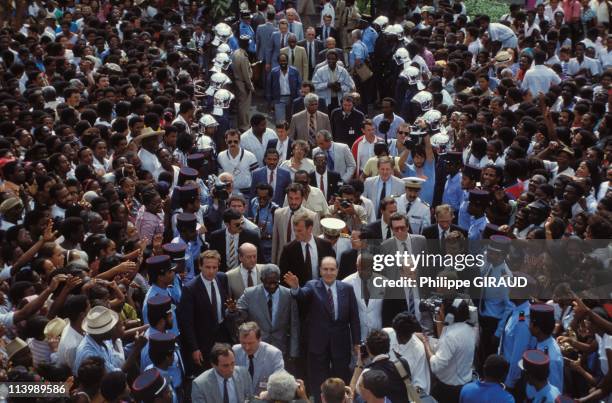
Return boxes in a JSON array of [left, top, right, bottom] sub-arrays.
[[315, 170, 328, 199], [240, 129, 278, 168], [239, 265, 258, 288], [276, 139, 289, 161], [381, 220, 391, 240], [201, 274, 223, 324], [521, 64, 561, 96], [385, 328, 431, 393], [57, 325, 84, 369], [138, 148, 162, 177], [429, 322, 476, 386], [279, 70, 290, 96], [301, 236, 319, 279]]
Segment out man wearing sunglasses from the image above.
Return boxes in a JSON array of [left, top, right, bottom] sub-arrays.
[[217, 129, 258, 196]]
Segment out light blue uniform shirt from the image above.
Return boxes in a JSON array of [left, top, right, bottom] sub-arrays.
[[349, 40, 368, 70], [499, 301, 531, 388], [531, 336, 564, 393], [74, 335, 123, 375], [171, 236, 202, 284], [142, 284, 180, 336], [362, 26, 378, 54], [403, 159, 435, 205], [458, 190, 473, 231], [141, 328, 184, 398], [480, 260, 512, 320], [468, 215, 489, 254], [525, 383, 560, 402], [442, 173, 463, 213], [239, 22, 256, 53]]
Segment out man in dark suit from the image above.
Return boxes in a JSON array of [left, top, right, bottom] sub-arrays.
[[364, 197, 397, 242], [265, 121, 293, 162], [330, 94, 365, 146], [266, 53, 301, 123], [278, 211, 335, 286], [422, 204, 468, 255], [208, 208, 262, 272], [316, 37, 343, 64], [338, 229, 376, 279], [292, 82, 328, 114], [298, 27, 324, 81], [283, 256, 360, 400], [251, 148, 292, 206], [316, 14, 337, 43], [178, 249, 231, 373], [310, 150, 341, 203]]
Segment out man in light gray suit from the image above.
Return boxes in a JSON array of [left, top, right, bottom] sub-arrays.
[[313, 129, 356, 183], [363, 156, 405, 218], [191, 343, 251, 402], [228, 265, 300, 359], [232, 321, 285, 396], [226, 243, 265, 299]]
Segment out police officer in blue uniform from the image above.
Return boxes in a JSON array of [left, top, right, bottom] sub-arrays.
[[162, 242, 187, 303], [459, 165, 481, 231], [146, 332, 184, 403], [248, 182, 278, 263], [171, 213, 204, 284], [521, 349, 561, 402], [141, 295, 175, 370], [528, 304, 564, 393], [131, 368, 174, 403], [459, 355, 514, 403], [467, 189, 490, 253], [238, 11, 257, 55], [479, 235, 513, 367], [171, 184, 207, 237], [498, 273, 534, 392], [142, 256, 179, 336], [441, 152, 464, 216], [171, 167, 200, 211]]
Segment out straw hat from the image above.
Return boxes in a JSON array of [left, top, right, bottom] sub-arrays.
[[132, 127, 164, 145], [6, 338, 28, 360], [82, 306, 119, 335], [44, 317, 69, 339]]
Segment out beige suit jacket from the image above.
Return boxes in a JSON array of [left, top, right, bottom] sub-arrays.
[[226, 263, 265, 299], [281, 45, 309, 81], [288, 110, 332, 144], [271, 205, 321, 264], [232, 48, 254, 91]]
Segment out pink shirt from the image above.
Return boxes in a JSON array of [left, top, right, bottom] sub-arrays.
[[563, 0, 581, 22]]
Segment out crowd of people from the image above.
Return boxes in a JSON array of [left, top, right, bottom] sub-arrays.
[[0, 0, 611, 402]]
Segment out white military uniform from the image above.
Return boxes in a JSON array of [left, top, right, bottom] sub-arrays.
[[395, 177, 431, 235], [319, 217, 352, 258]]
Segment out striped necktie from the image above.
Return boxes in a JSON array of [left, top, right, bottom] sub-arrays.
[[228, 235, 237, 269]]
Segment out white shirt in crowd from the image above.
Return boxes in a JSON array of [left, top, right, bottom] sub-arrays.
[[428, 322, 476, 386], [217, 148, 258, 190], [521, 64, 561, 96]]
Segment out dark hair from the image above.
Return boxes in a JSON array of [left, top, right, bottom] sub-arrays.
[[365, 330, 390, 356], [483, 355, 510, 383], [222, 208, 242, 223], [210, 343, 234, 365], [63, 294, 89, 323], [362, 370, 388, 398], [100, 371, 127, 401], [392, 312, 422, 343]]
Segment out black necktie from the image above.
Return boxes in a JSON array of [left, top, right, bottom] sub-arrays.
[[362, 278, 370, 306], [386, 225, 391, 240], [378, 181, 386, 218], [210, 281, 218, 323], [268, 294, 273, 321], [324, 27, 328, 40], [308, 43, 313, 66], [290, 48, 294, 64], [305, 243, 313, 279], [248, 354, 255, 378], [247, 268, 254, 287], [223, 378, 229, 403], [406, 201, 412, 213]]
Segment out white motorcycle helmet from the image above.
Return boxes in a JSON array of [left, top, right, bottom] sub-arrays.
[[212, 23, 232, 46], [383, 24, 404, 37], [216, 43, 232, 55], [206, 72, 232, 96], [199, 114, 219, 128], [393, 48, 410, 66], [372, 16, 389, 30], [412, 91, 433, 112], [212, 52, 232, 71], [422, 109, 442, 132], [400, 65, 425, 90], [212, 89, 235, 116]]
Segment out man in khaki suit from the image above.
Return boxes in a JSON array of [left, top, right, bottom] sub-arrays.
[[281, 34, 309, 81], [225, 243, 265, 299], [232, 36, 255, 131], [335, 0, 361, 51], [288, 92, 331, 147], [271, 183, 321, 264]]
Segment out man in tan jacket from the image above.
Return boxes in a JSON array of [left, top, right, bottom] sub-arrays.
[[335, 0, 361, 51], [232, 36, 255, 131], [281, 34, 309, 81]]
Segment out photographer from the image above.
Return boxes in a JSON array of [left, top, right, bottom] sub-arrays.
[[402, 122, 436, 205], [329, 185, 368, 231], [350, 330, 409, 403], [204, 172, 237, 232], [416, 298, 476, 403]]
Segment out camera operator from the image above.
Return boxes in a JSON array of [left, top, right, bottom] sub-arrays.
[[416, 297, 476, 403], [204, 172, 236, 232], [329, 185, 368, 231], [349, 330, 409, 403]]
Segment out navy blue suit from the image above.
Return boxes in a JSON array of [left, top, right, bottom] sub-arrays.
[[266, 66, 301, 104], [178, 273, 230, 372], [250, 166, 292, 206], [293, 279, 360, 395]]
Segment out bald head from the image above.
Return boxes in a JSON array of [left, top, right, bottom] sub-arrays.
[[238, 242, 258, 269]]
